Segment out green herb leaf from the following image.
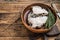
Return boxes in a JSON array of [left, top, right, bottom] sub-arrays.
[[45, 9, 55, 29]]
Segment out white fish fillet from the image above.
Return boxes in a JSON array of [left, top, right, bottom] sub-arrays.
[[28, 6, 48, 28], [28, 15, 48, 28], [32, 6, 48, 14]]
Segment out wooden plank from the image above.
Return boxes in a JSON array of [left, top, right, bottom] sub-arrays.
[[0, 37, 29, 40], [0, 2, 59, 13], [0, 37, 56, 40], [0, 23, 28, 37], [0, 1, 51, 13], [0, 13, 20, 24]]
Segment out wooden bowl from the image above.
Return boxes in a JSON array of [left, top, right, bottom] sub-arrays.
[[21, 3, 57, 33]]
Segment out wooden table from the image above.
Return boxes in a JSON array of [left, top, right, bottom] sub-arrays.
[[0, 0, 60, 40]]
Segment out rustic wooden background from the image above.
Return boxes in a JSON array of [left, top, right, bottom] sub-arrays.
[[0, 0, 60, 40]]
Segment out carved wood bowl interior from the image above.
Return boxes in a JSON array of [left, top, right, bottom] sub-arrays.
[[21, 3, 57, 33]]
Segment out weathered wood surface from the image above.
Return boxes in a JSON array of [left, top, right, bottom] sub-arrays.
[[0, 0, 60, 40]]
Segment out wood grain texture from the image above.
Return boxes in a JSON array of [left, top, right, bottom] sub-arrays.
[[0, 0, 60, 40]]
